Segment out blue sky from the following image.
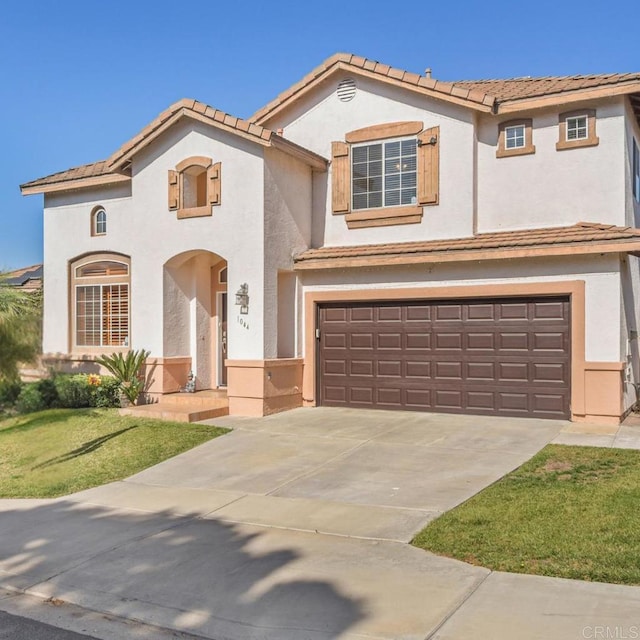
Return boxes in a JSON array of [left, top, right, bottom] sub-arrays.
[[1, 0, 638, 270]]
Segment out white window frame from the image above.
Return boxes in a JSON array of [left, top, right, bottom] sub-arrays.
[[566, 115, 588, 142], [351, 135, 418, 211], [505, 125, 526, 149]]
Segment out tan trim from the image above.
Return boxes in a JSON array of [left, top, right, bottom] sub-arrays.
[[90, 206, 107, 237], [496, 119, 535, 158], [303, 282, 588, 421], [556, 109, 599, 151], [20, 172, 130, 196], [144, 357, 192, 394], [345, 121, 423, 143], [271, 136, 328, 171], [580, 362, 624, 420], [226, 358, 303, 417], [175, 156, 212, 172], [294, 241, 640, 270], [345, 206, 423, 229], [498, 82, 640, 114], [177, 205, 211, 220]]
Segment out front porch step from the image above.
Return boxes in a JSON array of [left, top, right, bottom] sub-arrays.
[[119, 396, 229, 423], [161, 389, 228, 407]]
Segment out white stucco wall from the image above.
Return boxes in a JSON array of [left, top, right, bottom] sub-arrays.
[[300, 254, 622, 365], [43, 119, 267, 363], [268, 72, 477, 247], [263, 148, 313, 358], [477, 99, 627, 232]]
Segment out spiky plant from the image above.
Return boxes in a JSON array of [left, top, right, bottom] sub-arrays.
[[95, 349, 150, 405]]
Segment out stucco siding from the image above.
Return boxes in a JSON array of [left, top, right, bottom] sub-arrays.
[[271, 72, 476, 247], [477, 99, 627, 232], [263, 148, 312, 359]]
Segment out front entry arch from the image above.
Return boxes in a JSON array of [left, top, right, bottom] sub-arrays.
[[163, 250, 227, 391]]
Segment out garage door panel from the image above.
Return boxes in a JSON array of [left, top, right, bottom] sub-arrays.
[[319, 297, 570, 419]]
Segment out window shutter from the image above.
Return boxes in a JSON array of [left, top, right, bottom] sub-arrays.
[[208, 162, 221, 206], [168, 170, 179, 210], [417, 126, 439, 206], [331, 141, 350, 213]]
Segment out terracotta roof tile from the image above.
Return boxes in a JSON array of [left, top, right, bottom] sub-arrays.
[[452, 73, 640, 104], [20, 160, 116, 190], [294, 223, 640, 267]]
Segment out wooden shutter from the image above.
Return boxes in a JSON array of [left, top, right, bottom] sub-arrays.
[[208, 162, 221, 206], [168, 169, 179, 210], [417, 126, 439, 206], [331, 141, 350, 213]]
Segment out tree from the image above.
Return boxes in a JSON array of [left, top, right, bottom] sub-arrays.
[[0, 275, 42, 381]]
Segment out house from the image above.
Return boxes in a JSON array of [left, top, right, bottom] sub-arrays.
[[2, 264, 43, 292], [20, 53, 640, 424]]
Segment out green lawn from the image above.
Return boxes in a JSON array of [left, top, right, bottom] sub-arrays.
[[413, 444, 640, 585], [0, 409, 228, 498]]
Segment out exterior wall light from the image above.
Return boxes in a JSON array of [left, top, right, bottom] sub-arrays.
[[235, 283, 249, 314]]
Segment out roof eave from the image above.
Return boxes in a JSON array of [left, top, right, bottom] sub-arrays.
[[20, 172, 131, 196], [496, 81, 640, 114], [270, 136, 328, 171], [294, 240, 640, 270], [252, 57, 495, 126]]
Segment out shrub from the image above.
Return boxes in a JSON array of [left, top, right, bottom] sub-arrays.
[[37, 378, 60, 408], [54, 374, 91, 409], [16, 383, 46, 413], [91, 376, 121, 408], [0, 379, 23, 407], [96, 349, 150, 405]]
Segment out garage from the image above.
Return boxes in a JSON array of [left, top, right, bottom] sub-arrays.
[[318, 297, 570, 419]]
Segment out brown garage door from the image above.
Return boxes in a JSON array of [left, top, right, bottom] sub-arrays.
[[318, 297, 570, 419]]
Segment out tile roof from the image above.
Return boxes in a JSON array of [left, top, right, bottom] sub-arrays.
[[251, 53, 497, 124], [21, 98, 326, 193], [294, 223, 640, 269], [453, 73, 640, 104], [20, 160, 117, 192]]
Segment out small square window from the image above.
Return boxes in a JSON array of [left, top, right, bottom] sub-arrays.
[[505, 125, 526, 149], [497, 119, 535, 158], [566, 116, 588, 141], [557, 110, 598, 150]]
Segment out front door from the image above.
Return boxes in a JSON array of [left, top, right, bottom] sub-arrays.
[[220, 292, 228, 386]]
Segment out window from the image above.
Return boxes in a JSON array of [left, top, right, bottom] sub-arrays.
[[91, 207, 107, 236], [168, 156, 221, 219], [71, 255, 130, 350], [497, 119, 535, 158], [634, 138, 640, 203], [557, 110, 598, 150], [566, 116, 588, 141], [331, 121, 439, 229], [352, 138, 417, 210], [505, 125, 526, 150]]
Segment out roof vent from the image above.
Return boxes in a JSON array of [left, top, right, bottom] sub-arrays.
[[337, 78, 357, 102]]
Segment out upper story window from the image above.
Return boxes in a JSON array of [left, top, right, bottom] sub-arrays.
[[505, 125, 526, 150], [91, 206, 107, 236], [71, 254, 130, 351], [331, 120, 439, 229], [634, 138, 640, 203], [168, 156, 221, 219], [557, 109, 599, 150], [497, 119, 535, 158], [352, 138, 417, 210]]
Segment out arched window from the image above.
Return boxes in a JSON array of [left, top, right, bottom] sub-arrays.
[[91, 207, 107, 236], [71, 254, 130, 349], [182, 165, 208, 208]]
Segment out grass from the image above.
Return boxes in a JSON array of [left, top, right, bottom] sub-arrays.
[[0, 408, 229, 498], [412, 444, 640, 585]]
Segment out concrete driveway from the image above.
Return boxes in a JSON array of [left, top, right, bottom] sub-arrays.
[[2, 408, 639, 640]]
